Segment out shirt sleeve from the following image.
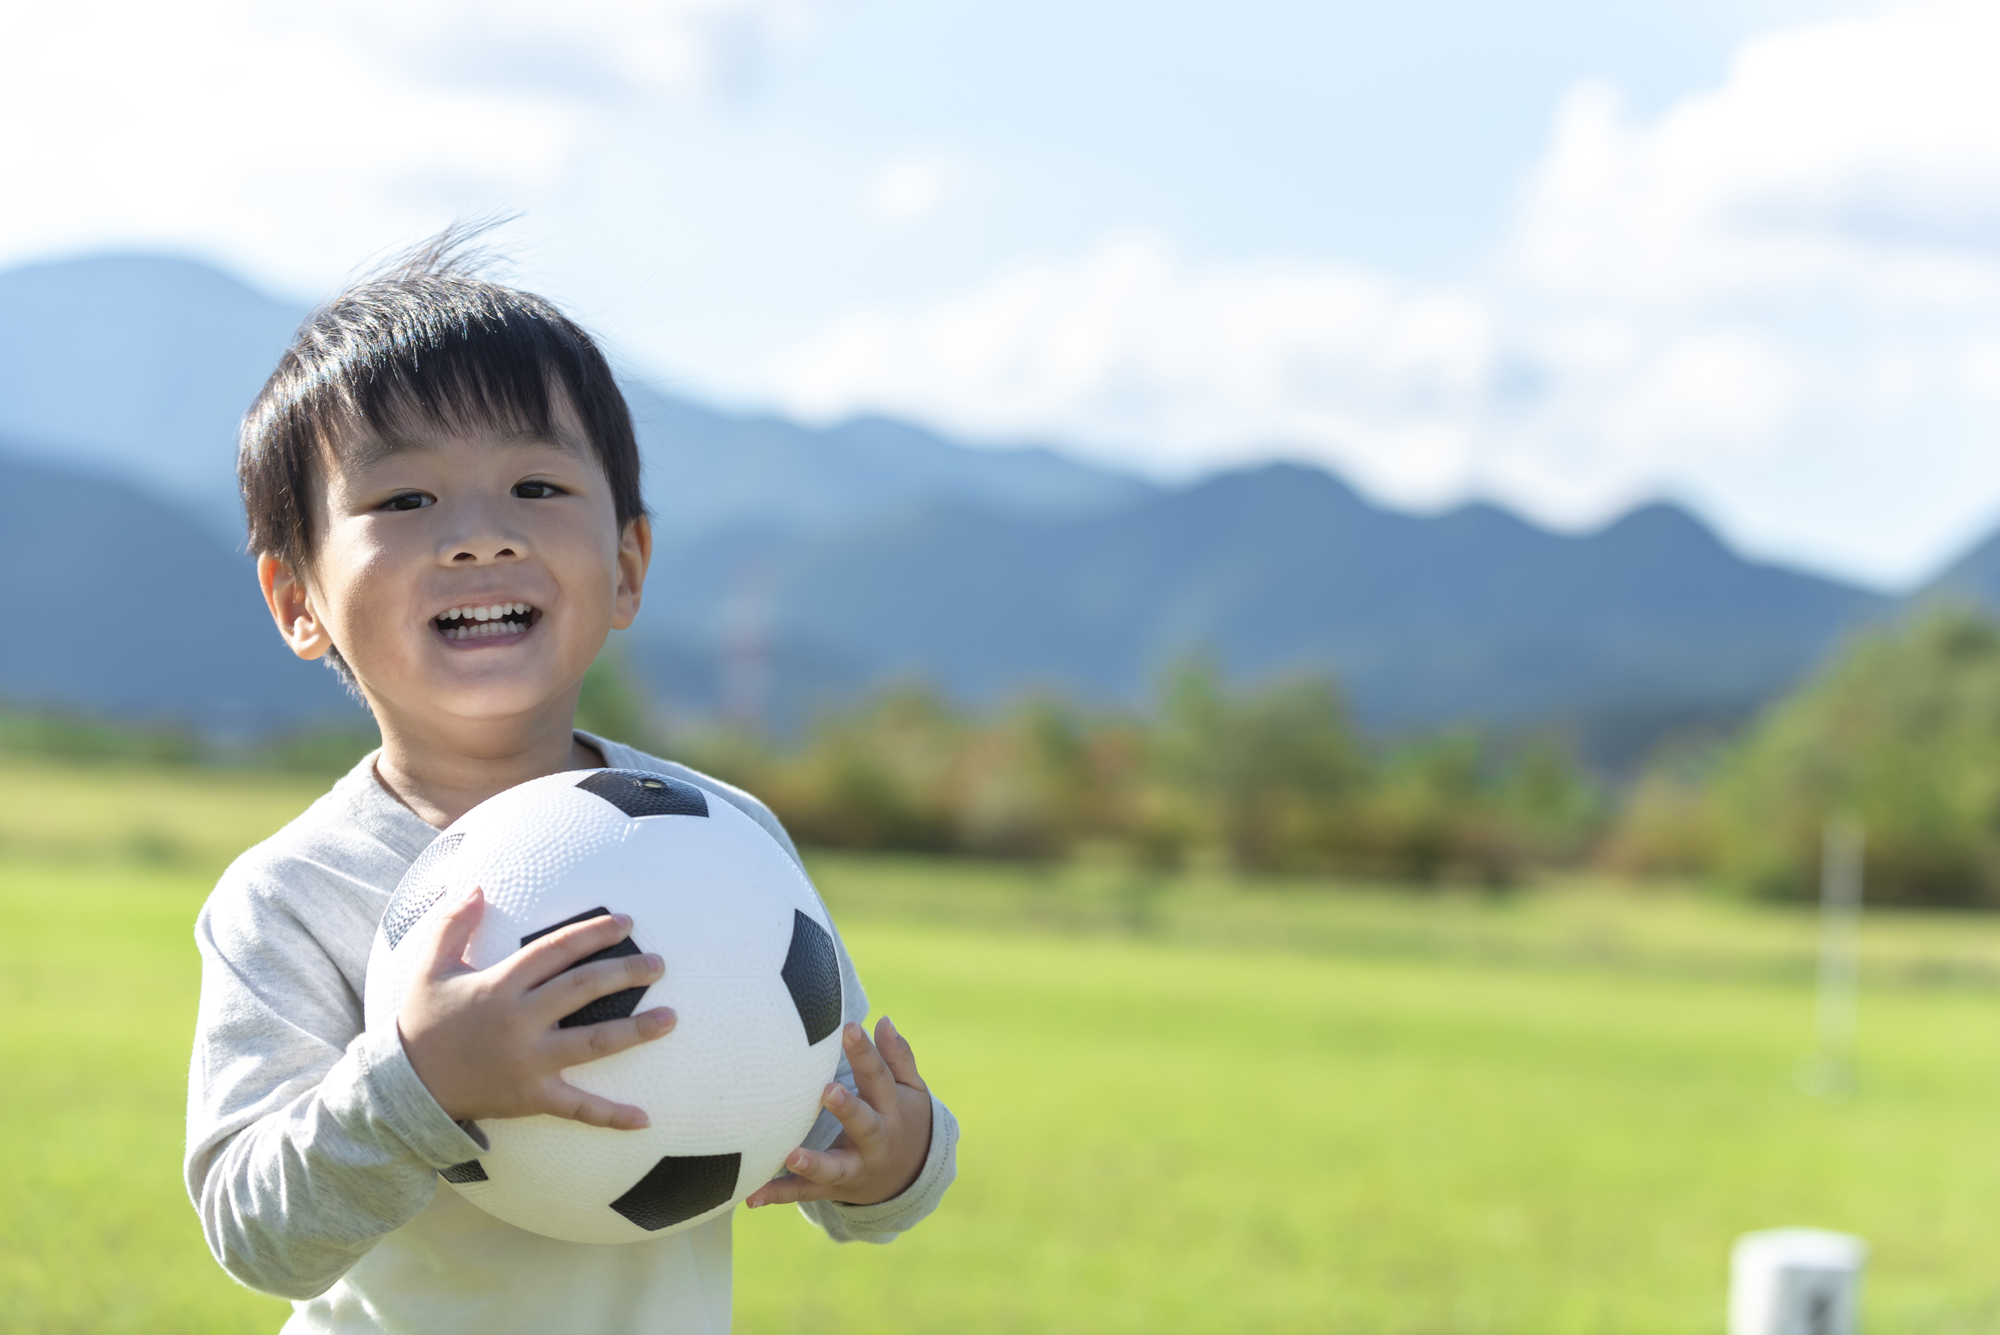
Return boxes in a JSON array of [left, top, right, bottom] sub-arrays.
[[185, 874, 485, 1301]]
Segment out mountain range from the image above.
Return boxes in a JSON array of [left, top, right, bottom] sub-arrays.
[[0, 252, 1965, 763]]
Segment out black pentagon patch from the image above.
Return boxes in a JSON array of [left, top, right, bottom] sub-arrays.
[[521, 907, 649, 1029], [608, 1153, 741, 1232], [382, 832, 466, 949], [440, 1159, 488, 1184], [781, 910, 842, 1046], [576, 769, 709, 819]]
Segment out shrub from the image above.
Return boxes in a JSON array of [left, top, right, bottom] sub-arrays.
[[1710, 609, 2000, 906]]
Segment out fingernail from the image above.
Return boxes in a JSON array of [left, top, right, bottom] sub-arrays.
[[615, 913, 632, 929], [644, 953, 663, 972], [826, 1085, 845, 1107], [844, 1022, 862, 1045], [458, 885, 480, 903], [649, 1007, 676, 1032], [789, 1151, 809, 1171], [628, 1112, 650, 1129]]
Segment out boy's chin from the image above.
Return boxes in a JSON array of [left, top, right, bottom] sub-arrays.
[[401, 689, 575, 734], [400, 663, 574, 723]]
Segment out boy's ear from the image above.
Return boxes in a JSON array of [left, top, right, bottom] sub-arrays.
[[258, 554, 334, 661], [611, 516, 653, 631]]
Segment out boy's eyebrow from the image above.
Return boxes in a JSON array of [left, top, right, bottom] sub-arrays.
[[341, 425, 592, 472]]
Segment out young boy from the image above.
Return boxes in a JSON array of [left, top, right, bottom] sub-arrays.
[[185, 236, 959, 1333]]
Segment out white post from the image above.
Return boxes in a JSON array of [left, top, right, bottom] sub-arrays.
[[1802, 817, 1863, 1099], [1730, 1229, 1867, 1335]]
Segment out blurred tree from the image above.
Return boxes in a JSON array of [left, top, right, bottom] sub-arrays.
[[1357, 734, 1511, 884], [956, 699, 1099, 858], [575, 646, 656, 749], [669, 661, 1610, 884], [1596, 769, 1719, 878], [1595, 735, 1722, 879], [1496, 738, 1605, 865], [1150, 661, 1369, 872], [1711, 610, 2000, 905], [762, 686, 960, 852]]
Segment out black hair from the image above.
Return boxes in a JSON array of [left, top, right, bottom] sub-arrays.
[[237, 224, 645, 685]]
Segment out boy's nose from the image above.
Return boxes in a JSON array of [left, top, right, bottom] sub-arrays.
[[441, 504, 528, 563]]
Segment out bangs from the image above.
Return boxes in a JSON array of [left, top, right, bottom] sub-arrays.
[[309, 284, 582, 457]]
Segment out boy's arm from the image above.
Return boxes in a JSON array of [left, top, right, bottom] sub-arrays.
[[185, 880, 486, 1301]]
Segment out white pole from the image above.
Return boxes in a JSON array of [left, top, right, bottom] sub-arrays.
[[1804, 816, 1864, 1099], [1730, 1229, 1867, 1335]]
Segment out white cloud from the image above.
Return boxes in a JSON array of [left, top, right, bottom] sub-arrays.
[[0, 0, 806, 285], [774, 231, 1495, 499], [1513, 2, 2000, 306], [863, 153, 962, 226], [767, 0, 2000, 584], [1959, 339, 2000, 402], [297, 0, 812, 104]]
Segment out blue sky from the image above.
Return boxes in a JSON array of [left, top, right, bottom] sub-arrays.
[[8, 0, 1999, 589]]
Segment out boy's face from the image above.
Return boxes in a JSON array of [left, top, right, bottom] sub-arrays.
[[265, 399, 649, 742]]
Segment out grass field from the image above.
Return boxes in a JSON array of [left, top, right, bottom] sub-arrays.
[[8, 757, 2000, 1332]]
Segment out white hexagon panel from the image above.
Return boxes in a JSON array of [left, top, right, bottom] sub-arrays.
[[363, 769, 844, 1243]]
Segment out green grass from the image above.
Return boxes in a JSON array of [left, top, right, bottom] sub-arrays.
[[8, 755, 2000, 1331]]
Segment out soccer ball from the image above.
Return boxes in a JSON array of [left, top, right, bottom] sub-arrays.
[[362, 768, 845, 1244]]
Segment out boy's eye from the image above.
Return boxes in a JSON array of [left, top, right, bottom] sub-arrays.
[[513, 481, 564, 499], [383, 491, 434, 512]]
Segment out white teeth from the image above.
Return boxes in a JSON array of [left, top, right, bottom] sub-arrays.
[[436, 602, 533, 636]]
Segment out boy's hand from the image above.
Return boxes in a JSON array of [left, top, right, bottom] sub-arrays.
[[398, 886, 676, 1130], [744, 1017, 934, 1209]]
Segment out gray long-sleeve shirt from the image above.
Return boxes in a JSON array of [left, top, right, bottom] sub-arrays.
[[185, 736, 958, 1333]]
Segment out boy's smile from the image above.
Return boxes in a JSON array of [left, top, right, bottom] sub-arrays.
[[435, 601, 540, 643]]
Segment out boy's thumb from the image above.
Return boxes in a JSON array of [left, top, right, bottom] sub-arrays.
[[423, 886, 484, 974]]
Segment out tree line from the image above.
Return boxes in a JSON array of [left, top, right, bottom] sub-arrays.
[[12, 605, 1998, 905], [608, 608, 2000, 906], [617, 663, 1602, 886]]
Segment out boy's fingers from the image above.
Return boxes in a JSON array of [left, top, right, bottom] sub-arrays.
[[532, 951, 665, 1023], [745, 1145, 864, 1207], [874, 1015, 929, 1094], [742, 1174, 814, 1209], [550, 1007, 677, 1065], [543, 1078, 651, 1131], [498, 912, 635, 989], [821, 1080, 888, 1151], [422, 887, 484, 976], [842, 1022, 900, 1113]]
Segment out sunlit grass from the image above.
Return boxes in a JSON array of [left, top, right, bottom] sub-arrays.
[[738, 886, 2000, 1334], [0, 858, 292, 1334], [6, 757, 2000, 1332]]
